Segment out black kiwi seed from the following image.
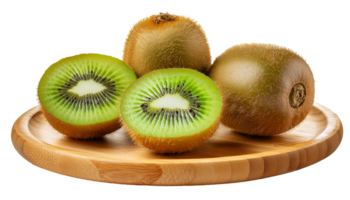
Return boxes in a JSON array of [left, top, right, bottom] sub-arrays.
[[56, 70, 120, 107], [133, 79, 206, 124]]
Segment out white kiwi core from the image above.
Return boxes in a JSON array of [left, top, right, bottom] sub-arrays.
[[68, 79, 107, 96], [150, 94, 189, 109]]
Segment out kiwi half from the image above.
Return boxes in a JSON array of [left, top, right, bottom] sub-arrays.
[[123, 12, 211, 77], [38, 54, 136, 139], [209, 43, 315, 136], [120, 68, 222, 153]]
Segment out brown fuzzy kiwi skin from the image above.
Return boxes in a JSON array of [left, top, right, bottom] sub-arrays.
[[121, 116, 221, 154], [209, 43, 315, 136], [40, 104, 121, 140], [123, 12, 211, 77]]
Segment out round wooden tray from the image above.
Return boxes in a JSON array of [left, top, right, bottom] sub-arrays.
[[12, 103, 343, 185]]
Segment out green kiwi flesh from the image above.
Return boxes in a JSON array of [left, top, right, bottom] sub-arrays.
[[120, 68, 222, 152], [209, 43, 315, 136], [38, 54, 136, 138]]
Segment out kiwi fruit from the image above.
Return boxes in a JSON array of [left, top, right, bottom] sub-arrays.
[[120, 68, 222, 153], [123, 12, 211, 77], [209, 43, 315, 136], [38, 54, 136, 139]]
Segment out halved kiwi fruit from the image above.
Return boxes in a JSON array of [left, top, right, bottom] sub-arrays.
[[120, 68, 222, 153], [38, 54, 136, 139], [123, 12, 211, 77], [209, 43, 315, 136]]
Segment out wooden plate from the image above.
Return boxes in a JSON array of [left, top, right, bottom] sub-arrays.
[[12, 103, 343, 185]]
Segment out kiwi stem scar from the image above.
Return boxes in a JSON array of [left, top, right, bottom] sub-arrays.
[[154, 12, 175, 24], [289, 83, 306, 108]]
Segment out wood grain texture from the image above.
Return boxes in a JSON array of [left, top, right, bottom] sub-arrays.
[[11, 103, 343, 185]]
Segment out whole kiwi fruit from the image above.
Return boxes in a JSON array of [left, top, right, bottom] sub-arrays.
[[209, 43, 315, 136], [120, 68, 222, 153], [123, 12, 211, 77], [38, 54, 136, 139]]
